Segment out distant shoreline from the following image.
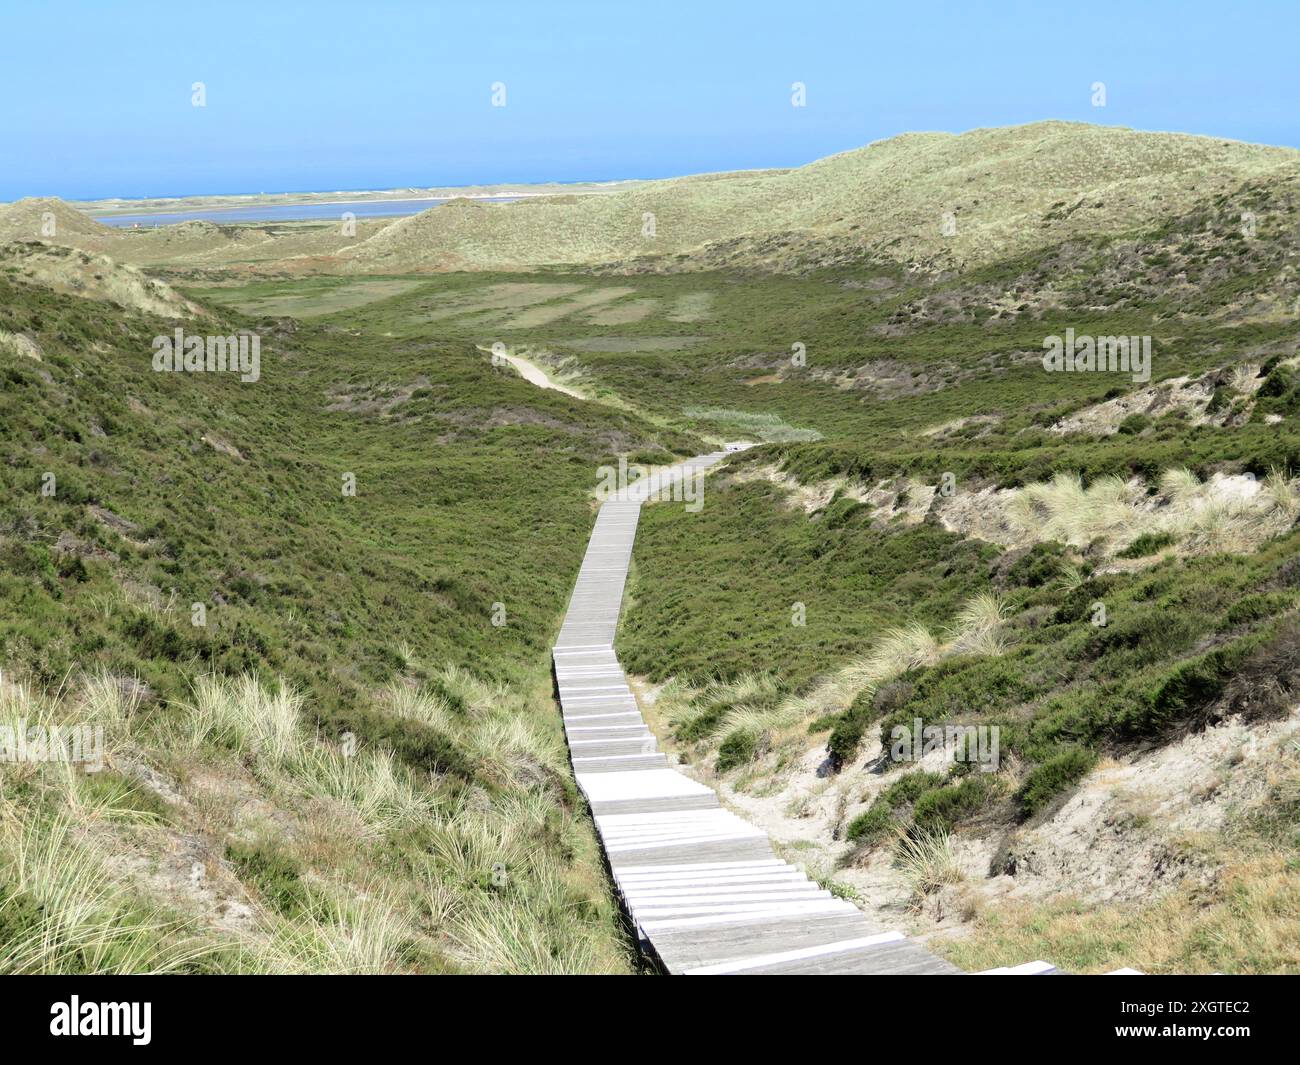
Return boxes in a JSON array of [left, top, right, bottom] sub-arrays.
[[73, 183, 634, 218]]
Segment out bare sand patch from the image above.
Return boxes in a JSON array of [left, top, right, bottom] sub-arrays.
[[417, 282, 586, 323], [499, 286, 636, 329], [584, 297, 659, 325], [496, 353, 584, 398], [222, 278, 424, 318], [646, 652, 1300, 953], [921, 414, 1002, 438], [474, 345, 585, 399], [560, 335, 706, 352], [730, 463, 870, 513], [667, 291, 715, 322], [0, 330, 43, 361], [1049, 372, 1256, 436], [743, 462, 1300, 559]]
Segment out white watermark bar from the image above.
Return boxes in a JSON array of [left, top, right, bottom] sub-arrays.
[[152, 328, 260, 383], [0, 719, 105, 773], [1042, 328, 1151, 383], [594, 456, 706, 511], [889, 717, 1000, 772]]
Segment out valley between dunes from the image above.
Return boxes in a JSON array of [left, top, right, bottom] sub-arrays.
[[4, 120, 1300, 973]]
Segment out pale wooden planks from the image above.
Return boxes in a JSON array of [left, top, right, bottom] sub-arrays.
[[552, 452, 963, 975]]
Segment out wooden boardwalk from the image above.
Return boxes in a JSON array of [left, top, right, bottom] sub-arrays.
[[552, 453, 963, 974]]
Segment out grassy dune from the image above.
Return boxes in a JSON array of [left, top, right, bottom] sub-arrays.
[[5, 119, 1300, 973], [5, 122, 1298, 276], [0, 273, 709, 972], [336, 122, 1300, 272]]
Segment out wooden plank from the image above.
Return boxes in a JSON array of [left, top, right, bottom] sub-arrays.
[[551, 452, 973, 976]]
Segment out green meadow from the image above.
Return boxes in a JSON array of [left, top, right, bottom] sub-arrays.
[[4, 161, 1300, 973]]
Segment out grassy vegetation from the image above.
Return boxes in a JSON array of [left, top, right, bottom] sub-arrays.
[[525, 187, 1300, 975], [940, 754, 1300, 974], [180, 204, 1298, 852], [0, 274, 702, 972], [4, 134, 1300, 972], [640, 472, 1300, 829], [152, 122, 1300, 275]]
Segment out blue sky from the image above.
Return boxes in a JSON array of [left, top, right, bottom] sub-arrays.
[[3, 0, 1297, 201]]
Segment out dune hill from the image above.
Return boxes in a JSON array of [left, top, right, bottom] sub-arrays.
[[0, 241, 208, 318], [0, 197, 119, 252], [6, 122, 1298, 277], [339, 122, 1300, 272], [0, 198, 391, 272]]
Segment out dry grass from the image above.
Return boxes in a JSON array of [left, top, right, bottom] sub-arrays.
[[893, 827, 965, 908], [381, 681, 456, 732], [333, 122, 1300, 273], [6, 124, 1298, 276], [672, 593, 1008, 773], [788, 596, 1002, 727], [419, 789, 628, 974], [1008, 472, 1140, 545], [0, 664, 630, 974], [1232, 363, 1263, 394], [290, 744, 438, 838], [1004, 467, 1300, 555], [258, 889, 414, 975], [1165, 468, 1300, 553], [0, 242, 205, 317], [0, 807, 225, 974], [0, 328, 42, 360], [942, 851, 1300, 974], [948, 593, 1007, 656], [941, 760, 1300, 974], [181, 673, 304, 765]]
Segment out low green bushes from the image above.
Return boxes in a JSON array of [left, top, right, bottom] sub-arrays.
[[1015, 748, 1096, 817], [715, 729, 757, 772], [1117, 531, 1175, 558]]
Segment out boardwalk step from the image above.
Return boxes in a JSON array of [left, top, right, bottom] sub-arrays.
[[553, 451, 961, 975]]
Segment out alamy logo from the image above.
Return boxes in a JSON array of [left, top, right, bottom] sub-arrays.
[[50, 997, 151, 1045], [1, 720, 104, 772], [595, 456, 704, 512], [890, 718, 1000, 772], [152, 329, 260, 383], [1042, 328, 1151, 383]]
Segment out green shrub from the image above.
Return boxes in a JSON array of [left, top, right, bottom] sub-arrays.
[[1004, 541, 1067, 588], [1015, 747, 1096, 817], [912, 775, 995, 832], [1258, 366, 1296, 399], [826, 688, 878, 767], [428, 676, 468, 716], [716, 729, 757, 772], [122, 613, 191, 661], [225, 839, 314, 917], [878, 658, 1033, 757], [319, 704, 473, 781], [1084, 606, 1200, 671], [881, 769, 945, 807], [1117, 635, 1261, 737], [845, 801, 894, 843], [1223, 593, 1292, 628], [1054, 577, 1113, 623], [821, 496, 869, 528], [1117, 532, 1175, 558], [1205, 384, 1233, 414]]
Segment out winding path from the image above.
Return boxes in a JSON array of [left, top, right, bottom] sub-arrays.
[[551, 453, 963, 974]]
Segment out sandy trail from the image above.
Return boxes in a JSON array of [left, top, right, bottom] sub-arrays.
[[478, 345, 585, 399]]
